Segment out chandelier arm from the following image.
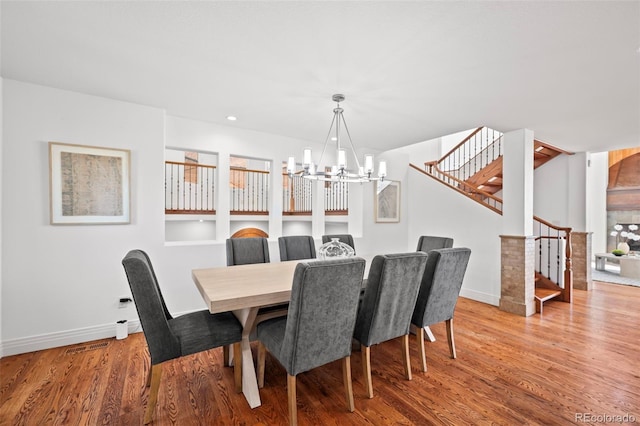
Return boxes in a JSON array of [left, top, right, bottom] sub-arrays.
[[339, 115, 363, 171], [317, 112, 338, 173]]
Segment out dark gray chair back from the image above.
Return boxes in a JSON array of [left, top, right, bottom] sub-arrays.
[[322, 234, 355, 253], [416, 235, 454, 253], [412, 248, 471, 328], [259, 257, 366, 376], [226, 237, 270, 266], [354, 252, 428, 347], [278, 235, 316, 261], [122, 249, 243, 423], [122, 249, 181, 364]]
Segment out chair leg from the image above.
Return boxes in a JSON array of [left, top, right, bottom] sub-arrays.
[[446, 318, 456, 359], [401, 334, 412, 380], [223, 345, 230, 366], [342, 356, 355, 412], [144, 364, 162, 425], [361, 344, 374, 398], [145, 365, 152, 387], [232, 342, 243, 393], [287, 374, 297, 426], [417, 326, 427, 372], [257, 341, 266, 389]]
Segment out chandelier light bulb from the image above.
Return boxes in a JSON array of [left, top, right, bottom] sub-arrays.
[[303, 148, 312, 166], [378, 161, 387, 178], [287, 156, 295, 174], [364, 155, 374, 174], [337, 149, 347, 169]]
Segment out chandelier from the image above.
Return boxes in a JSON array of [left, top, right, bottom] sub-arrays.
[[287, 94, 387, 183]]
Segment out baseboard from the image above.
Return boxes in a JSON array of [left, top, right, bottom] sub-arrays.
[[460, 288, 500, 306], [0, 320, 142, 358]]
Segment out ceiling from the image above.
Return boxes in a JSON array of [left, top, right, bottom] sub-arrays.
[[2, 1, 639, 154]]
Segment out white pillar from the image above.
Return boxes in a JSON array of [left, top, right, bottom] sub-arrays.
[[502, 129, 534, 236], [311, 180, 325, 238], [500, 129, 535, 317], [216, 154, 231, 240], [348, 183, 364, 238], [269, 160, 283, 238]]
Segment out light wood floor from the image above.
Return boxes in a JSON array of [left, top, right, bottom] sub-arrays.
[[2, 281, 639, 425]]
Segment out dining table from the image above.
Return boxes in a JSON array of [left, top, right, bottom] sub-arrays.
[[191, 254, 435, 409], [191, 257, 364, 408]]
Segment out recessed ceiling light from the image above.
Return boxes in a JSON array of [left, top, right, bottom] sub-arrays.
[[226, 116, 237, 121]]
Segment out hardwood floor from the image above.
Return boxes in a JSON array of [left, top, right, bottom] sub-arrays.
[[2, 281, 639, 425]]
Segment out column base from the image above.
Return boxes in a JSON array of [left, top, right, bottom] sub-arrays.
[[499, 297, 536, 317]]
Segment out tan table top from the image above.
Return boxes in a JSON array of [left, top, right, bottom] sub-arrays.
[[192, 256, 372, 314]]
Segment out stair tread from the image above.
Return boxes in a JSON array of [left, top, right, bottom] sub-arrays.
[[535, 288, 562, 301]]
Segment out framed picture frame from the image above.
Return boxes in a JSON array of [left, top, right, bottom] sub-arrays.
[[49, 142, 131, 225], [374, 180, 400, 223]]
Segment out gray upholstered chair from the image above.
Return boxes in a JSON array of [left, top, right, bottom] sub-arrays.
[[226, 237, 270, 266], [322, 234, 356, 253], [416, 235, 454, 253], [352, 252, 428, 398], [278, 235, 316, 261], [225, 236, 281, 357], [411, 247, 471, 372], [122, 249, 243, 424], [256, 257, 366, 426]]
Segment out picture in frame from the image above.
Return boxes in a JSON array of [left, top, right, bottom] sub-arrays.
[[49, 142, 131, 225], [374, 180, 400, 223]]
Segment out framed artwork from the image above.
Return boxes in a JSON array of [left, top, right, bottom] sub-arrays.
[[375, 180, 400, 223], [49, 142, 130, 225]]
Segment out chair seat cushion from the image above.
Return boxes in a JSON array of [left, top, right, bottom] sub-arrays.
[[169, 310, 243, 358]]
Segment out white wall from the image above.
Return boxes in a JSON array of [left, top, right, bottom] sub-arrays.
[[534, 150, 608, 254], [1, 80, 165, 354], [0, 74, 3, 356], [357, 148, 412, 257], [407, 167, 503, 305], [1, 81, 360, 356], [0, 6, 4, 354], [0, 78, 603, 356], [385, 134, 502, 304]]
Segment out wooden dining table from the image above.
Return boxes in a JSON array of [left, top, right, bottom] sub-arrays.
[[191, 255, 437, 409], [192, 257, 370, 408]]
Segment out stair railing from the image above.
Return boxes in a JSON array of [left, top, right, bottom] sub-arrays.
[[230, 166, 270, 215], [414, 125, 574, 299], [165, 161, 216, 214], [412, 163, 503, 214], [534, 216, 572, 302], [437, 127, 503, 182]]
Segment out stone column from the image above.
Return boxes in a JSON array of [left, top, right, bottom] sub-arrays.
[[500, 235, 536, 317], [572, 232, 593, 291]]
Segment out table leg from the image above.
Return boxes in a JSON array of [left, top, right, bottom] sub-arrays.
[[232, 307, 262, 408], [424, 326, 436, 342], [409, 324, 436, 342]]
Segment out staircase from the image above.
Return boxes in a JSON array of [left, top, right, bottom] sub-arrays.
[[411, 127, 573, 313]]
